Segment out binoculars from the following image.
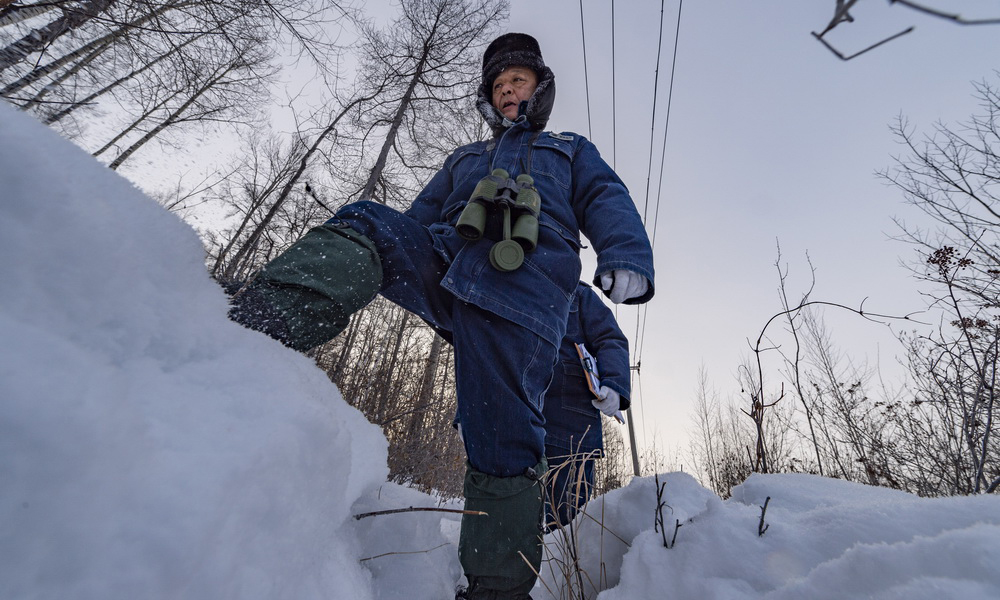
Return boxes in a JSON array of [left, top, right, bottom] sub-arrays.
[[456, 168, 541, 272]]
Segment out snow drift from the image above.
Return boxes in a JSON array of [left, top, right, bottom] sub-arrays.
[[0, 101, 387, 599]]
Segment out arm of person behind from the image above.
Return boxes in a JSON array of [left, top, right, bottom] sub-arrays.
[[570, 138, 655, 305], [578, 284, 632, 415]]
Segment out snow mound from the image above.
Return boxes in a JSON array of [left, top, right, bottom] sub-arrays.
[[0, 102, 388, 600]]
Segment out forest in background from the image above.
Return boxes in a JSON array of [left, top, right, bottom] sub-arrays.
[[2, 0, 998, 500]]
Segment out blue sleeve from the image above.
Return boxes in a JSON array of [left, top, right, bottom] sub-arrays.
[[578, 285, 632, 409], [571, 138, 655, 304]]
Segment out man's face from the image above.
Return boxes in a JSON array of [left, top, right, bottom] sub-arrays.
[[491, 66, 538, 121]]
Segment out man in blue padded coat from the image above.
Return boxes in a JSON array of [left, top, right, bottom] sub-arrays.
[[229, 33, 654, 600]]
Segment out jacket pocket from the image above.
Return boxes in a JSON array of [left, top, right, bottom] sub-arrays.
[[531, 135, 574, 191], [558, 361, 600, 417]]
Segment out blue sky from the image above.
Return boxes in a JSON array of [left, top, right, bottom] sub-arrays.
[[507, 0, 1000, 460]]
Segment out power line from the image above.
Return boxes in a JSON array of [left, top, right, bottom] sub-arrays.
[[578, 0, 593, 138], [637, 364, 648, 449], [642, 0, 668, 225], [611, 0, 617, 168], [650, 0, 684, 253]]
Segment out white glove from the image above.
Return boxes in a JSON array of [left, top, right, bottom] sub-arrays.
[[600, 269, 649, 304], [592, 385, 621, 417]]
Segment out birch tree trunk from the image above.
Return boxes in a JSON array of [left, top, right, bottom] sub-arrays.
[[358, 51, 428, 203], [373, 310, 411, 424], [0, 0, 114, 75], [1, 2, 186, 98], [0, 2, 60, 28]]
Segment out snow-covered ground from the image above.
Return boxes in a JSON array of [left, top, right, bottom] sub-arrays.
[[2, 101, 999, 600]]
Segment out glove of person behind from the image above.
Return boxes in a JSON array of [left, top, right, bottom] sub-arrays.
[[592, 386, 621, 417], [600, 269, 649, 304]]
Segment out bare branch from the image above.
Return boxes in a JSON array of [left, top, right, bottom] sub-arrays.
[[353, 506, 487, 520]]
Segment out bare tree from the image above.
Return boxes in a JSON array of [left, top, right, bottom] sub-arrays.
[[686, 79, 1000, 498], [689, 367, 736, 495], [688, 364, 761, 498], [2, 0, 353, 179], [1, 1, 191, 102], [351, 0, 507, 205], [706, 247, 919, 496], [212, 85, 390, 283], [39, 20, 216, 123], [311, 297, 464, 498], [0, 1, 64, 28], [102, 41, 276, 170], [879, 75, 1000, 493], [812, 1, 1000, 61], [213, 0, 505, 279]]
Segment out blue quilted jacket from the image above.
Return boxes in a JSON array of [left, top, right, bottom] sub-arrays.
[[404, 118, 654, 347]]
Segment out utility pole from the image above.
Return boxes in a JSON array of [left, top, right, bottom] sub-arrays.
[[627, 362, 641, 476]]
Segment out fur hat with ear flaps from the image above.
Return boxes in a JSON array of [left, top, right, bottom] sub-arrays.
[[476, 32, 555, 136]]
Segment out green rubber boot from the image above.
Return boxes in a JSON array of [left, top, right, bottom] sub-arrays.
[[229, 222, 382, 351], [459, 459, 547, 599]]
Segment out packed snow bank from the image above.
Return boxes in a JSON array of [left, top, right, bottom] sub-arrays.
[[0, 102, 388, 599], [536, 472, 1000, 600]]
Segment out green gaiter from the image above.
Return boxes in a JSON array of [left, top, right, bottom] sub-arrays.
[[459, 459, 547, 596]]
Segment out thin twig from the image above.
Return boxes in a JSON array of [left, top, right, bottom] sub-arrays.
[[815, 0, 859, 37], [669, 519, 682, 548], [812, 26, 914, 61], [654, 473, 670, 548], [758, 496, 771, 537], [600, 484, 608, 590], [360, 543, 449, 562], [519, 550, 557, 599], [890, 0, 1000, 25], [580, 511, 631, 548], [353, 506, 487, 520]]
